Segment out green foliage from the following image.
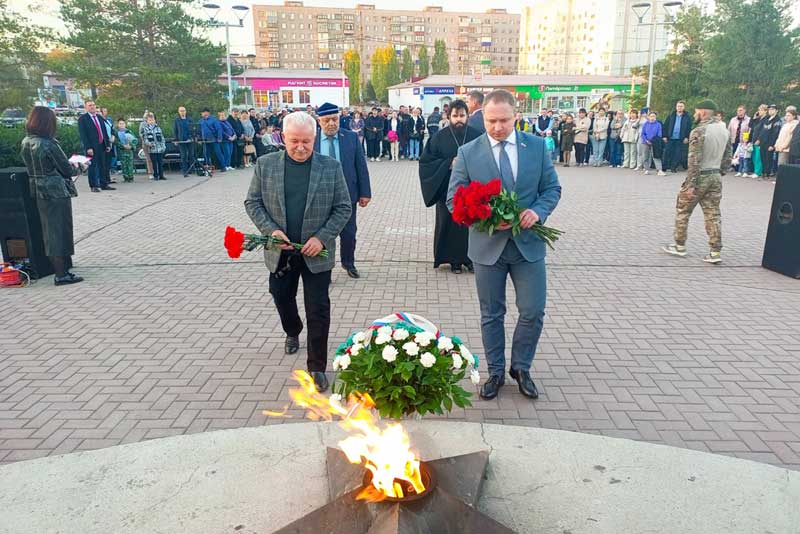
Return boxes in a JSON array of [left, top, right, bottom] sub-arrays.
[[417, 46, 430, 78], [401, 47, 414, 81], [0, 1, 53, 110], [632, 1, 800, 114], [333, 325, 477, 419], [364, 80, 377, 102], [431, 39, 449, 75], [344, 49, 361, 105], [370, 46, 400, 103], [0, 123, 82, 168], [50, 0, 228, 121]]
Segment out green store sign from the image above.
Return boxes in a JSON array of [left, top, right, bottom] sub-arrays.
[[515, 84, 639, 100]]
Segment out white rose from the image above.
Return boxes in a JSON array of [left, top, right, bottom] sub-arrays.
[[375, 333, 391, 345], [353, 331, 367, 344], [414, 331, 434, 347], [382, 345, 398, 362], [470, 369, 481, 385], [349, 343, 362, 356], [402, 341, 420, 356], [332, 356, 342, 371], [460, 344, 473, 363], [377, 326, 393, 338], [452, 352, 463, 369], [336, 354, 351, 370], [420, 352, 436, 368], [437, 336, 454, 352], [392, 328, 410, 341], [329, 393, 344, 410]]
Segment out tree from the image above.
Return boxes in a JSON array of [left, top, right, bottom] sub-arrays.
[[631, 1, 800, 114], [0, 0, 52, 110], [431, 39, 450, 75], [417, 45, 430, 78], [401, 47, 414, 81], [364, 80, 377, 102], [344, 49, 361, 104], [50, 0, 227, 120], [371, 45, 400, 102]]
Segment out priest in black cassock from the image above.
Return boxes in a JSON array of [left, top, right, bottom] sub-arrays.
[[418, 99, 482, 274]]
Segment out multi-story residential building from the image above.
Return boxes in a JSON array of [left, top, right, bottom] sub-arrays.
[[519, 0, 676, 77], [251, 2, 520, 81]]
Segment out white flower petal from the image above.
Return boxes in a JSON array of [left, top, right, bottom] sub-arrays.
[[420, 352, 436, 368], [392, 328, 410, 341], [470, 369, 481, 385], [349, 343, 362, 356], [338, 354, 351, 370], [377, 326, 393, 338], [382, 345, 398, 362], [375, 334, 391, 345], [353, 331, 367, 344], [437, 336, 454, 352], [452, 353, 463, 369], [402, 341, 420, 356]]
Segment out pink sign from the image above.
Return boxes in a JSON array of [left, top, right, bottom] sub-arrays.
[[232, 77, 349, 91]]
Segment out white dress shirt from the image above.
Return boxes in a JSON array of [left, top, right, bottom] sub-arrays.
[[488, 132, 518, 182]]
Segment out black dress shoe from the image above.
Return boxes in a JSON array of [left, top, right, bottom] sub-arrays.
[[311, 371, 329, 393], [100, 185, 116, 190], [345, 267, 360, 279], [285, 335, 300, 354], [54, 273, 84, 286], [450, 264, 463, 274], [464, 263, 474, 273], [509, 368, 539, 399], [479, 375, 505, 400]]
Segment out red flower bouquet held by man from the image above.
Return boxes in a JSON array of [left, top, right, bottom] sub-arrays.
[[224, 226, 329, 259]]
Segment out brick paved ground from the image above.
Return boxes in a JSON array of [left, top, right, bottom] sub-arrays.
[[2, 160, 799, 470]]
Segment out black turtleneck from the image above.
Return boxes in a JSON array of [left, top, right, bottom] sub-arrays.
[[284, 153, 312, 243]]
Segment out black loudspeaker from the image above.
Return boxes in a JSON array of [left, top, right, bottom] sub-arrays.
[[762, 164, 800, 279], [0, 167, 54, 279]]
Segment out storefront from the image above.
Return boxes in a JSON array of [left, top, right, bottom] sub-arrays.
[[226, 69, 350, 110], [388, 75, 641, 116]]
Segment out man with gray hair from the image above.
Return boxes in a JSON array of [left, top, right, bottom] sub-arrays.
[[245, 111, 352, 392]]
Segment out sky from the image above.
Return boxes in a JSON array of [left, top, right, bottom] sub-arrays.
[[9, 0, 800, 57]]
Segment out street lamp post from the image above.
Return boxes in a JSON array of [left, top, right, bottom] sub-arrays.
[[203, 3, 250, 112], [632, 1, 682, 108]]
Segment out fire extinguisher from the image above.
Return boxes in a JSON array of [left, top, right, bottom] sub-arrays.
[[0, 263, 30, 288]]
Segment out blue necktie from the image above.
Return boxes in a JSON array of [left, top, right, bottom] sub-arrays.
[[499, 140, 515, 192], [327, 136, 337, 161]]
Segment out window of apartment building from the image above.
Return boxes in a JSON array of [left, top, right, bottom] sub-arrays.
[[281, 23, 286, 29], [299, 90, 311, 104], [299, 23, 304, 29], [269, 61, 280, 68], [415, 35, 424, 42], [281, 90, 294, 104], [414, 25, 424, 32], [281, 13, 286, 18], [289, 13, 295, 19], [290, 23, 295, 29]]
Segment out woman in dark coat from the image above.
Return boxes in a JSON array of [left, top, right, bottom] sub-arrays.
[[19, 106, 83, 285]]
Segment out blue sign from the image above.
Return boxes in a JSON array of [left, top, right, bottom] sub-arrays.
[[413, 87, 420, 95], [423, 87, 455, 95]]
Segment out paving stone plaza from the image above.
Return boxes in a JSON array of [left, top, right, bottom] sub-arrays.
[[2, 161, 799, 470]]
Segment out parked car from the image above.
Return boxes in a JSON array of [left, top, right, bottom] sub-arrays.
[[1, 108, 26, 127]]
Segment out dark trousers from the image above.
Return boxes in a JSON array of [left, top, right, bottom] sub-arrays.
[[663, 139, 688, 171], [574, 142, 587, 164], [340, 203, 357, 269], [178, 142, 193, 175], [366, 138, 381, 158], [204, 142, 225, 170], [149, 152, 164, 180], [763, 148, 777, 175], [232, 142, 243, 168], [269, 252, 332, 372], [86, 149, 103, 188], [103, 149, 113, 184]]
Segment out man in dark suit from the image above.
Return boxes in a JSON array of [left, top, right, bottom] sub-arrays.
[[245, 111, 352, 392], [448, 89, 562, 401], [467, 90, 486, 134], [661, 101, 693, 173], [314, 102, 372, 279], [78, 100, 113, 192], [227, 109, 245, 168]]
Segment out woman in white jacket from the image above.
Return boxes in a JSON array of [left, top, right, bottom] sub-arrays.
[[620, 109, 641, 169]]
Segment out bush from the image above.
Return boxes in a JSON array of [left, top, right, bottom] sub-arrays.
[[0, 123, 88, 169]]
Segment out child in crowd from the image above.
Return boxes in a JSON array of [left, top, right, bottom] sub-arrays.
[[734, 131, 752, 177], [560, 114, 576, 167], [141, 113, 166, 181], [115, 119, 137, 182], [545, 130, 557, 163]]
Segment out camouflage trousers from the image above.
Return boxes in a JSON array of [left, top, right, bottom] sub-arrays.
[[673, 173, 722, 252], [119, 150, 135, 182]]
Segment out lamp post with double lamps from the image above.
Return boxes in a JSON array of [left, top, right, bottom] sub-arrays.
[[203, 3, 250, 112], [631, 1, 683, 108]]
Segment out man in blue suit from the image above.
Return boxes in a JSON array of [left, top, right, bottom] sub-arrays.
[[447, 89, 562, 401], [314, 103, 372, 279]]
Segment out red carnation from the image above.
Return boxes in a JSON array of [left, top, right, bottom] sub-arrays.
[[485, 179, 502, 197], [224, 226, 246, 258]]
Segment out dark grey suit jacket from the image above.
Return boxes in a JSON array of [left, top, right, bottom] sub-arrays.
[[468, 109, 485, 134], [244, 151, 352, 273]]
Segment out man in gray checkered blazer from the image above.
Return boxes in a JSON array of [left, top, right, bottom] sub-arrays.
[[245, 112, 352, 392]]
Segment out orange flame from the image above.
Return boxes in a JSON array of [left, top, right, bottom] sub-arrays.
[[264, 370, 425, 501]]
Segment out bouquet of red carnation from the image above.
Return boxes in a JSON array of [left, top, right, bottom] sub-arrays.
[[452, 179, 563, 248], [224, 226, 329, 259]]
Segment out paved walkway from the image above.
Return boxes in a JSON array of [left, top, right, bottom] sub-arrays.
[[2, 161, 799, 469]]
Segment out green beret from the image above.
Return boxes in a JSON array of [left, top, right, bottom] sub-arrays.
[[695, 99, 718, 111]]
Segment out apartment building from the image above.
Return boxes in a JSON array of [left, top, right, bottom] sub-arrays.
[[251, 2, 520, 81]]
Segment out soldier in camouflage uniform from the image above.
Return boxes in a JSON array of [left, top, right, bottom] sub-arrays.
[[114, 119, 137, 182], [663, 100, 732, 264]]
